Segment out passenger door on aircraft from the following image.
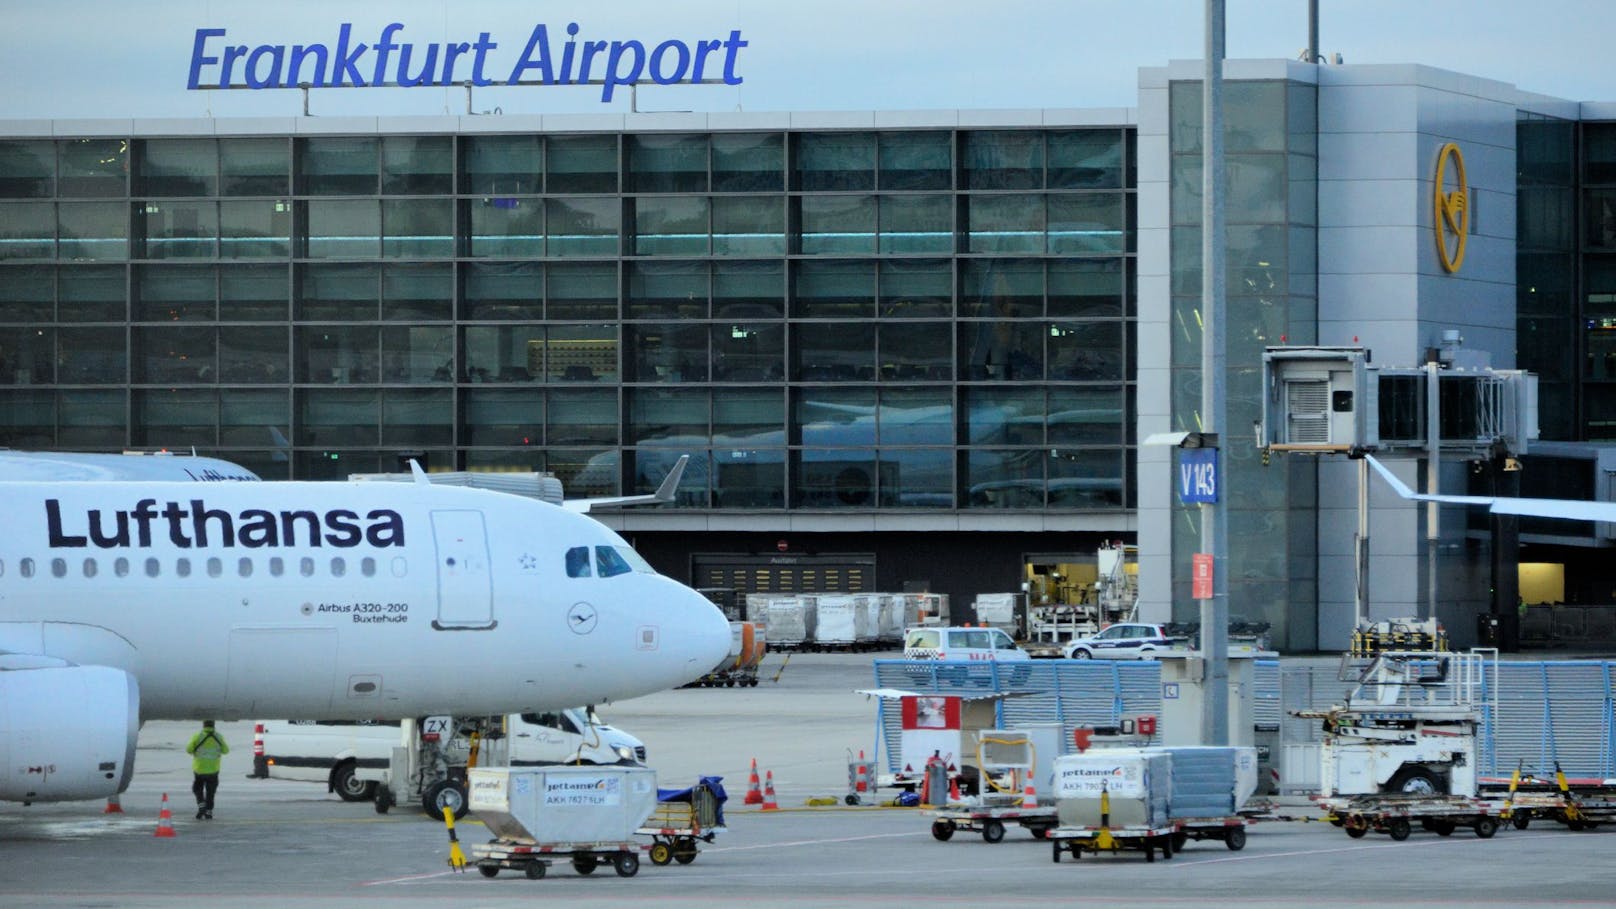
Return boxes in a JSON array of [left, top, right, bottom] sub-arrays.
[[431, 509, 495, 629]]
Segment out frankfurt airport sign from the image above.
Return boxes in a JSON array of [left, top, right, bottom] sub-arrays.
[[187, 22, 748, 102]]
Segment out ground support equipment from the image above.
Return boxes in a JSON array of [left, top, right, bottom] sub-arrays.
[[1316, 794, 1510, 841], [635, 792, 726, 866], [472, 840, 643, 879], [1047, 823, 1180, 863], [925, 803, 1059, 843], [1166, 815, 1254, 852], [1484, 768, 1616, 831]]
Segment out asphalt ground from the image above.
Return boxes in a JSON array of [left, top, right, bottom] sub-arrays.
[[4, 651, 1615, 908]]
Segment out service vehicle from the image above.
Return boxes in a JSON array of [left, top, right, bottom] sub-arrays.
[[258, 708, 645, 803], [904, 626, 1033, 663], [1062, 623, 1178, 659]]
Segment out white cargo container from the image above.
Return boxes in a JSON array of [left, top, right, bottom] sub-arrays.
[[817, 594, 875, 648], [470, 765, 659, 845], [973, 593, 1020, 633], [1053, 750, 1172, 829], [764, 595, 817, 647]]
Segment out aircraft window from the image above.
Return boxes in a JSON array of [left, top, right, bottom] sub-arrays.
[[20, 558, 34, 578], [331, 557, 346, 578], [176, 558, 191, 578], [617, 546, 655, 574], [595, 545, 633, 578], [0, 559, 5, 577], [391, 556, 408, 578], [82, 558, 97, 578], [144, 557, 159, 578], [207, 557, 223, 578], [269, 557, 284, 577], [361, 557, 376, 577], [300, 557, 315, 577], [238, 557, 253, 578], [565, 546, 592, 578], [52, 557, 67, 578], [114, 557, 129, 577]]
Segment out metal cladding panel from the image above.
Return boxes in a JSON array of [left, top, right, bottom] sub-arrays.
[[1253, 660, 1284, 729], [875, 658, 1616, 782]]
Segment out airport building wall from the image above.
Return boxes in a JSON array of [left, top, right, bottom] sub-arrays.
[[2, 59, 1613, 650]]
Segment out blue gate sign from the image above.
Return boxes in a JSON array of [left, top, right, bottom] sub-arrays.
[[1178, 448, 1218, 504]]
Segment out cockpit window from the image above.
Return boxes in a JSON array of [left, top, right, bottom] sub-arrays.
[[596, 545, 633, 578], [618, 546, 655, 574], [565, 546, 592, 578]]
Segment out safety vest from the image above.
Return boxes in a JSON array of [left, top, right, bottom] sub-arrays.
[[187, 729, 230, 774]]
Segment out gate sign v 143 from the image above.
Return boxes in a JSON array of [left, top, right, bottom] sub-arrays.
[[1178, 448, 1218, 504]]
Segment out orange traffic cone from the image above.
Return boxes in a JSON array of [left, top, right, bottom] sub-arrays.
[[103, 793, 124, 814], [949, 775, 962, 802], [153, 793, 177, 837], [744, 758, 763, 805], [1022, 779, 1039, 809], [761, 770, 779, 811]]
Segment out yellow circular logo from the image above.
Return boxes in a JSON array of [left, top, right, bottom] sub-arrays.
[[1434, 143, 1468, 273]]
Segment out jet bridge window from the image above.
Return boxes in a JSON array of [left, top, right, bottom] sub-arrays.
[[566, 546, 592, 578], [596, 546, 633, 578]]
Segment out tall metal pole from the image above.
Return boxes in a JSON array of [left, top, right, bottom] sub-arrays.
[[1308, 0, 1320, 63], [1356, 457, 1369, 627], [1200, 0, 1230, 747], [1425, 359, 1440, 621]]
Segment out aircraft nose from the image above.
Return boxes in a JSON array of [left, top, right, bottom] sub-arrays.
[[659, 579, 731, 685]]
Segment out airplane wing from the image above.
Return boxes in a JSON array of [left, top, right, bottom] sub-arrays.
[[564, 455, 689, 514], [1364, 454, 1616, 523]]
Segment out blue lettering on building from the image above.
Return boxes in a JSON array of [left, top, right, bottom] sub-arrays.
[[186, 22, 747, 101]]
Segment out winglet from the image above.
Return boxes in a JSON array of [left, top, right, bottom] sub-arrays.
[[1363, 454, 1417, 499], [408, 459, 430, 485], [652, 455, 690, 503]]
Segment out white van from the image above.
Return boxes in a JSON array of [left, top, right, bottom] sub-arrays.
[[904, 626, 1032, 662], [258, 708, 646, 802]]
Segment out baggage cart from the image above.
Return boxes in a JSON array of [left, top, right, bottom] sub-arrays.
[[637, 776, 728, 866], [467, 766, 659, 881], [926, 802, 1059, 843], [1047, 821, 1181, 863], [1316, 793, 1509, 841]]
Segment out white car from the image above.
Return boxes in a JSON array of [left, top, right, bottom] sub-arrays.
[[1062, 623, 1177, 660]]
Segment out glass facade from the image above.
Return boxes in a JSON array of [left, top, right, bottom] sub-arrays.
[[1167, 80, 1319, 643], [1517, 113, 1577, 440], [0, 127, 1136, 511], [1579, 121, 1616, 440]]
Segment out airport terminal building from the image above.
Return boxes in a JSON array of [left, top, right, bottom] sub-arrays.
[[1, 57, 1611, 649]]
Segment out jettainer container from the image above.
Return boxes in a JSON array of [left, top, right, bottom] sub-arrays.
[[469, 766, 659, 844]]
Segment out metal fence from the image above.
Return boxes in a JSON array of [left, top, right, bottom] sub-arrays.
[[872, 657, 1616, 790]]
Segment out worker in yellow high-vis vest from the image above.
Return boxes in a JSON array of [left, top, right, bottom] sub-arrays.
[[186, 720, 230, 820]]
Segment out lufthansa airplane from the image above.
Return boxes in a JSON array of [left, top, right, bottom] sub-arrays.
[[0, 466, 730, 805]]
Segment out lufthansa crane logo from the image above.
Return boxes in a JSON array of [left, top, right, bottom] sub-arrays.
[[1434, 142, 1468, 273]]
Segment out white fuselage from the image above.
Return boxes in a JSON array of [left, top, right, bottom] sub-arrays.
[[0, 480, 730, 721]]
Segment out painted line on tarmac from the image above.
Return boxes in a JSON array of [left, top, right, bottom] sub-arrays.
[[363, 870, 459, 886], [1172, 829, 1564, 866], [705, 830, 926, 853]]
